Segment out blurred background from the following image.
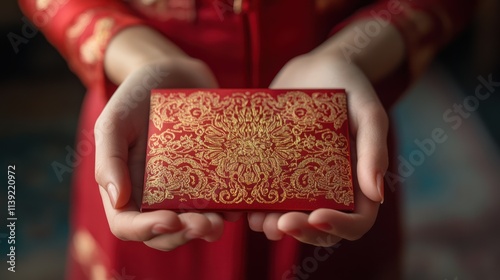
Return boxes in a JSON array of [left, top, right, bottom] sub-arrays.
[[0, 1, 499, 279]]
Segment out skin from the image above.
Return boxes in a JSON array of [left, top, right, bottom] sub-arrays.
[[95, 18, 405, 250]]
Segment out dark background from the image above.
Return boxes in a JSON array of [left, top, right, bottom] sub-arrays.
[[1, 1, 85, 279]]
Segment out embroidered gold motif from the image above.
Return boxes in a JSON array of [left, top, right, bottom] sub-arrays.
[[72, 230, 108, 280], [80, 18, 114, 65], [144, 91, 353, 206], [36, 0, 52, 10], [67, 12, 93, 40], [131, 0, 196, 22], [36, 0, 68, 12]]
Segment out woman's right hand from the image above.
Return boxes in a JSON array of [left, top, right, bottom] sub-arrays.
[[94, 56, 229, 251]]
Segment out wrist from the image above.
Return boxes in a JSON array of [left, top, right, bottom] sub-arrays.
[[117, 56, 217, 91], [311, 19, 405, 83]]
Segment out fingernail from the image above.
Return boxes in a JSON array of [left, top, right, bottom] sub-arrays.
[[107, 183, 118, 207], [314, 223, 332, 231], [152, 224, 170, 235], [377, 173, 384, 204]]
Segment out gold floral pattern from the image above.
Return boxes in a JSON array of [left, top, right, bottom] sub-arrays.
[[143, 90, 353, 207], [67, 12, 94, 40]]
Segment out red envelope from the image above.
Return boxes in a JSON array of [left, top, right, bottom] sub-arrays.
[[141, 89, 354, 212]]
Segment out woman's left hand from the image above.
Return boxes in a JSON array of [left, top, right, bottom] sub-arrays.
[[247, 51, 388, 246]]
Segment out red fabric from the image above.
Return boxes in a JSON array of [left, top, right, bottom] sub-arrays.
[[18, 0, 476, 279], [18, 0, 144, 87], [329, 0, 477, 108]]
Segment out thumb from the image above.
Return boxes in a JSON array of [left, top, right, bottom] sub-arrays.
[[350, 97, 388, 204], [94, 118, 132, 209]]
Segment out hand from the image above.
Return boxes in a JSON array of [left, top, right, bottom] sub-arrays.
[[247, 51, 388, 246], [94, 58, 233, 251]]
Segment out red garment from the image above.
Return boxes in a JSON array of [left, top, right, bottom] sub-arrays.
[[19, 0, 476, 279]]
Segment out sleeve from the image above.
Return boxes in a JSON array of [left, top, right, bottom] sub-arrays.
[[18, 0, 145, 88], [329, 0, 478, 107]]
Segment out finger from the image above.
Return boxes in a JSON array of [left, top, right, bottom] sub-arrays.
[[94, 117, 132, 209], [247, 212, 266, 232], [349, 95, 388, 203], [277, 212, 341, 246], [99, 187, 182, 241], [202, 213, 225, 242], [143, 212, 215, 251], [128, 130, 148, 205], [222, 212, 243, 222], [263, 213, 285, 241], [308, 188, 379, 241]]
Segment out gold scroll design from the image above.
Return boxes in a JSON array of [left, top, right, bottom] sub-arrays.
[[144, 91, 353, 206]]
